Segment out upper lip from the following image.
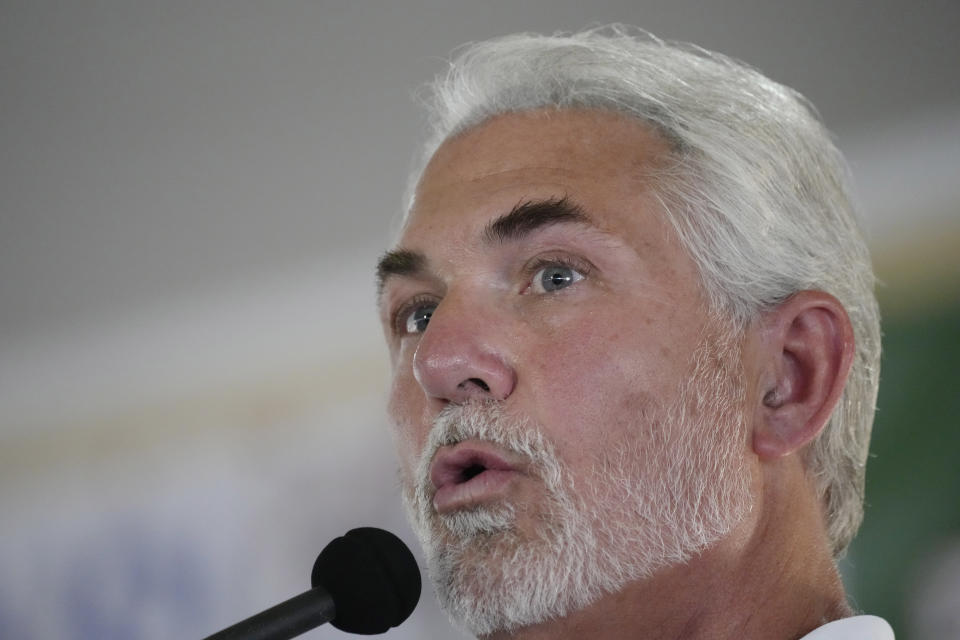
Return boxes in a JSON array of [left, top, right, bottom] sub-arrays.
[[429, 440, 524, 493]]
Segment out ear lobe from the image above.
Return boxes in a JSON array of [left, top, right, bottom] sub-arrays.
[[752, 291, 855, 460]]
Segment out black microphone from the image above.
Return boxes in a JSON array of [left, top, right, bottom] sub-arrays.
[[204, 527, 421, 639]]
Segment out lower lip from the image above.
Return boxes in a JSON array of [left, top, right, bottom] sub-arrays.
[[433, 469, 519, 513]]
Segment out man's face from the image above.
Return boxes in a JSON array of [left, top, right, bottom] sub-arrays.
[[378, 110, 753, 634]]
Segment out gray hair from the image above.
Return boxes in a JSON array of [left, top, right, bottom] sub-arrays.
[[406, 25, 881, 557]]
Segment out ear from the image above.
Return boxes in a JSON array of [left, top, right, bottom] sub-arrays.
[[751, 291, 855, 459]]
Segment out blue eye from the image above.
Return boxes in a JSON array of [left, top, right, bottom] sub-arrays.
[[534, 264, 584, 293], [404, 303, 436, 334]]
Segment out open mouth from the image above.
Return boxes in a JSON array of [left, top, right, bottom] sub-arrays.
[[460, 462, 487, 482], [429, 441, 522, 513]]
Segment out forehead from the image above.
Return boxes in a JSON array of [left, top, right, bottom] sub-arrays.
[[403, 109, 676, 249]]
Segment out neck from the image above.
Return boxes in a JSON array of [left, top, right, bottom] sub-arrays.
[[484, 460, 850, 640]]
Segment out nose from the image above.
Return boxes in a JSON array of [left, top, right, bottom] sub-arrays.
[[412, 296, 517, 405]]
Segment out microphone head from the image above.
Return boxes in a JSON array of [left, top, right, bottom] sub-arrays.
[[312, 527, 421, 634]]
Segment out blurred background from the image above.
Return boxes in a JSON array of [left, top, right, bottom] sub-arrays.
[[1, 1, 957, 638]]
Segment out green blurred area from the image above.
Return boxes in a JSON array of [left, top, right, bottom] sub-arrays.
[[843, 296, 960, 638]]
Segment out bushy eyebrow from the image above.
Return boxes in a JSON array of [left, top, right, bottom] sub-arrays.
[[376, 248, 426, 297], [375, 197, 594, 297], [483, 196, 592, 244]]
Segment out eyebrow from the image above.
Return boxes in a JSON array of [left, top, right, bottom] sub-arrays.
[[376, 248, 427, 296], [483, 196, 592, 244], [375, 197, 593, 296]]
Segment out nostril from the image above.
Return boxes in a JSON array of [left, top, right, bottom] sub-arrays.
[[463, 378, 490, 392]]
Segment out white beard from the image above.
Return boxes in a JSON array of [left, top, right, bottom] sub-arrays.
[[401, 330, 753, 637]]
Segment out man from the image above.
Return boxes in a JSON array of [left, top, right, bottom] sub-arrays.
[[376, 26, 891, 639]]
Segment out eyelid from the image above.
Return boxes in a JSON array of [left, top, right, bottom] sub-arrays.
[[522, 253, 594, 293], [391, 293, 439, 337]]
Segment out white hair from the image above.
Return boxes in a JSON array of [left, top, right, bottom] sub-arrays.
[[406, 25, 881, 556]]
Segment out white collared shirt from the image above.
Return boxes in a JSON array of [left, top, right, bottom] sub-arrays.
[[799, 615, 894, 639]]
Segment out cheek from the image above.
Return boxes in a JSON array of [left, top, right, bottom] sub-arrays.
[[523, 307, 690, 458], [387, 371, 428, 477]]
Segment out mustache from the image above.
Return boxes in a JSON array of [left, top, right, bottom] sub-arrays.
[[411, 402, 564, 503]]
